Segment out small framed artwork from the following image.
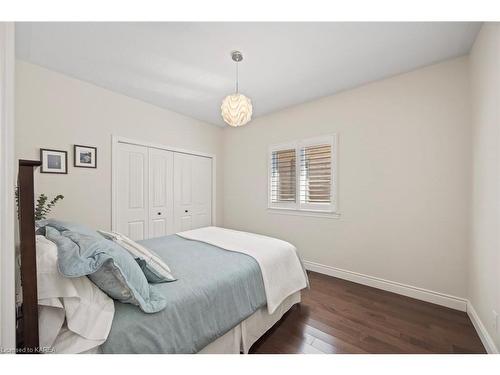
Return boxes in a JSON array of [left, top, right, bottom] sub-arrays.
[[40, 149, 68, 174], [74, 145, 97, 168]]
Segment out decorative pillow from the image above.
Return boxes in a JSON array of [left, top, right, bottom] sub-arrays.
[[98, 230, 176, 283], [45, 226, 167, 313], [37, 219, 102, 239]]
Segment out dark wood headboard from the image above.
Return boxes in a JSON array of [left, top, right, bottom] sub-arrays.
[[17, 159, 42, 353]]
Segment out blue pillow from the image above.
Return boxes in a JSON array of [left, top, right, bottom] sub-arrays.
[[135, 258, 175, 283], [45, 226, 167, 313], [37, 219, 102, 239]]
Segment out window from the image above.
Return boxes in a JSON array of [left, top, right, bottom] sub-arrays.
[[270, 147, 296, 208], [269, 135, 337, 214]]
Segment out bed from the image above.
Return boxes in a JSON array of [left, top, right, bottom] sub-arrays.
[[16, 159, 308, 354]]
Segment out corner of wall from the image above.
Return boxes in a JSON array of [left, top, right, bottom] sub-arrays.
[[467, 22, 500, 353]]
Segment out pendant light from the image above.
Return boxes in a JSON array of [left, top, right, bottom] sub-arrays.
[[221, 51, 253, 127]]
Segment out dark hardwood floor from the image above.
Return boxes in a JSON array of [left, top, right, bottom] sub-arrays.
[[250, 271, 486, 354]]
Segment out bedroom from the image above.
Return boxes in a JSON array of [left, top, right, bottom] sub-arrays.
[[0, 1, 499, 371]]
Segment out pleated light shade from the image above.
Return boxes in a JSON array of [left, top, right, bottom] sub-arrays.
[[220, 93, 253, 127]]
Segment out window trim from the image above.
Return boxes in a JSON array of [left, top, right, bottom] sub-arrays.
[[268, 134, 338, 215]]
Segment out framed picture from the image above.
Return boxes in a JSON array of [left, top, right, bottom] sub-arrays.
[[40, 149, 68, 174], [74, 145, 97, 168]]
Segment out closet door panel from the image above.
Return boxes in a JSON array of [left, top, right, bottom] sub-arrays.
[[116, 143, 148, 240], [174, 153, 212, 232], [174, 153, 192, 232], [128, 221, 145, 241], [192, 156, 212, 229], [148, 148, 174, 238], [180, 156, 192, 205]]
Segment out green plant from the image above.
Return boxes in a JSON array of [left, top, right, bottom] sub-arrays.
[[34, 194, 64, 221], [15, 188, 64, 221]]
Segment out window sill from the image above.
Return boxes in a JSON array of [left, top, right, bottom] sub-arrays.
[[267, 207, 341, 219]]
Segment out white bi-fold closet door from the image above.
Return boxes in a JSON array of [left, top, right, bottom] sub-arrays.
[[114, 140, 213, 241], [173, 152, 212, 232]]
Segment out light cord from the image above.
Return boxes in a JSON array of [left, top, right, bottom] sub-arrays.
[[235, 61, 239, 93]]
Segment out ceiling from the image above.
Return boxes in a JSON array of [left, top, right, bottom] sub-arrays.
[[15, 22, 481, 127]]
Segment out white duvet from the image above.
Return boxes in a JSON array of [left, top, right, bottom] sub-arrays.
[[36, 235, 114, 353], [177, 226, 309, 314]]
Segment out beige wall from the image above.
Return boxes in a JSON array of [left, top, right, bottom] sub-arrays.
[[223, 57, 472, 298], [469, 23, 500, 350], [15, 61, 224, 231]]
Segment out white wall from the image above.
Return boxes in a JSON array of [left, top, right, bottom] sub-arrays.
[[0, 22, 16, 352], [469, 23, 500, 351], [223, 57, 472, 299], [15, 61, 224, 231]]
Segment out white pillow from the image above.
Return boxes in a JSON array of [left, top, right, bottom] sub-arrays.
[[36, 235, 114, 353], [98, 230, 176, 283]]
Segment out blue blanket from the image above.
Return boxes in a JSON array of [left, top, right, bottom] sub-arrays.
[[100, 234, 266, 353]]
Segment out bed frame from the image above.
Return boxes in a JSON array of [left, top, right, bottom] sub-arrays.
[[17, 159, 42, 353]]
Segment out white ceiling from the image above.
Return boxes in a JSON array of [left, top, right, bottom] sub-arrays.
[[15, 22, 481, 127]]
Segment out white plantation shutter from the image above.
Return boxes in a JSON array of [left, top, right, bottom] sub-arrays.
[[269, 135, 336, 213], [299, 144, 332, 209], [270, 148, 296, 205]]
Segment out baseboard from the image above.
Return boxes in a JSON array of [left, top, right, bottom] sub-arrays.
[[303, 260, 468, 312], [467, 301, 499, 354]]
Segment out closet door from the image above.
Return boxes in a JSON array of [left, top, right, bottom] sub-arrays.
[[148, 148, 174, 238], [116, 143, 148, 240], [173, 153, 212, 232]]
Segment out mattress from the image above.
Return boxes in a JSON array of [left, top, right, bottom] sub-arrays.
[[85, 291, 301, 354], [100, 234, 267, 353]]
